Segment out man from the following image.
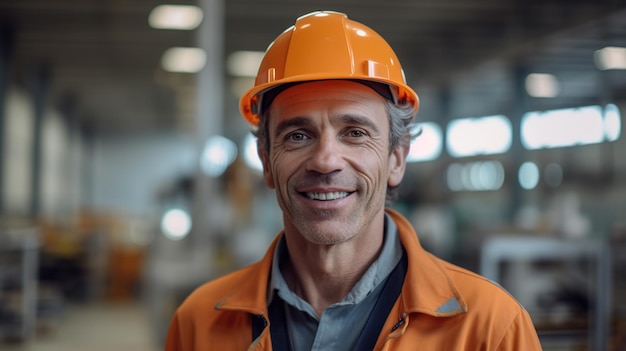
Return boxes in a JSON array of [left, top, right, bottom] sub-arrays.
[[165, 11, 542, 350]]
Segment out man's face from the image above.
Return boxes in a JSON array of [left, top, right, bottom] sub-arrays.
[[259, 80, 408, 245]]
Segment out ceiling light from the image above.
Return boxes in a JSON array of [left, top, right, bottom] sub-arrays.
[[407, 122, 443, 162], [161, 208, 192, 240], [227, 51, 265, 77], [200, 135, 238, 177], [604, 103, 622, 142], [521, 105, 606, 149], [518, 162, 539, 190], [594, 46, 626, 70], [446, 115, 512, 157], [161, 47, 206, 73], [149, 5, 203, 30], [242, 133, 263, 172], [446, 161, 505, 192], [525, 73, 560, 98]]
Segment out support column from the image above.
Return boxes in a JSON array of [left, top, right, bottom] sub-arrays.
[[508, 61, 529, 221], [191, 0, 224, 247], [29, 65, 50, 219], [0, 26, 15, 213], [437, 83, 452, 162], [59, 93, 82, 216]]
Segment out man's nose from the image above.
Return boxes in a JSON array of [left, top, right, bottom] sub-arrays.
[[305, 135, 345, 174]]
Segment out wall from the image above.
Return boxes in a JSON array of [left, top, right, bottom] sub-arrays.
[[91, 132, 196, 217], [2, 86, 84, 222], [2, 88, 34, 215]]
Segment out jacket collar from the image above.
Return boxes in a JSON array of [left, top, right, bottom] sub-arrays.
[[214, 235, 279, 315], [215, 208, 467, 318], [386, 209, 467, 317]]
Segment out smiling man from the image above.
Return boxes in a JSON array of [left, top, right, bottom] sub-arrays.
[[165, 11, 542, 351]]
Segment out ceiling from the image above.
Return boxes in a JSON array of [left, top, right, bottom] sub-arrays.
[[1, 0, 625, 136]]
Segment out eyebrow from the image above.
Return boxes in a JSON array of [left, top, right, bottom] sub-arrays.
[[338, 114, 380, 135], [272, 113, 381, 138], [273, 116, 311, 138]]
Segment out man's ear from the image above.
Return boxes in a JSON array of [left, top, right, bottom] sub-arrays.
[[257, 140, 275, 189], [388, 138, 410, 187]]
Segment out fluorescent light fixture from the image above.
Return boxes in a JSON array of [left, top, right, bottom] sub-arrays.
[[407, 122, 443, 162], [521, 105, 607, 149], [200, 135, 238, 177], [525, 73, 560, 98], [446, 161, 505, 192], [149, 5, 203, 30], [227, 51, 265, 77], [594, 46, 626, 70], [242, 133, 263, 172], [446, 163, 464, 191], [161, 209, 192, 240], [518, 162, 539, 190], [604, 103, 622, 142], [161, 47, 206, 73], [446, 115, 512, 158]]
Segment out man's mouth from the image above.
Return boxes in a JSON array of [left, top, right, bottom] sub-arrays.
[[304, 191, 350, 201]]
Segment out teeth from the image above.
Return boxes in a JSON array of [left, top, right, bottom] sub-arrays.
[[306, 192, 349, 200]]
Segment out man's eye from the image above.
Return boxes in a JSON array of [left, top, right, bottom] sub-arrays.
[[287, 132, 308, 141], [348, 129, 366, 138]]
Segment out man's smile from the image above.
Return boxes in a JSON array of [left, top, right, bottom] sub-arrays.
[[304, 191, 351, 201]]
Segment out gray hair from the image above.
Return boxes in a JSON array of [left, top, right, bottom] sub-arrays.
[[253, 98, 419, 204]]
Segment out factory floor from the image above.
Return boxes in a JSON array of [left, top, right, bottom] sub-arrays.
[[2, 302, 159, 351]]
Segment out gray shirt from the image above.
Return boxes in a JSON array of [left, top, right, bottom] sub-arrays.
[[268, 214, 403, 350]]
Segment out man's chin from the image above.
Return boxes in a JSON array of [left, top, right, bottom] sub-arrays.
[[294, 219, 356, 245]]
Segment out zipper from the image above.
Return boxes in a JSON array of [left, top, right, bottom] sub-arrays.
[[391, 313, 407, 332]]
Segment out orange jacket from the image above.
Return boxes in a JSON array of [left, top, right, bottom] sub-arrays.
[[165, 209, 542, 350]]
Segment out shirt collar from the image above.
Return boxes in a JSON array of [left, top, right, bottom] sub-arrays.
[[268, 214, 403, 307]]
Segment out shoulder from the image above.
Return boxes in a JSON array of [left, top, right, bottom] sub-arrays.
[[173, 236, 278, 324], [166, 263, 269, 350], [435, 256, 542, 347], [432, 256, 525, 322], [399, 255, 542, 350], [437, 256, 523, 313], [177, 264, 259, 317]]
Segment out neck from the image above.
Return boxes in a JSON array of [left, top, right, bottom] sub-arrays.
[[281, 219, 385, 317]]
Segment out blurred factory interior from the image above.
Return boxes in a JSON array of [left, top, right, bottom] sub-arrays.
[[0, 0, 625, 350]]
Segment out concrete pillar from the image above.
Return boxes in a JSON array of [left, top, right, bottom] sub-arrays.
[[0, 26, 15, 212], [437, 84, 452, 161], [29, 65, 50, 218], [191, 0, 225, 247], [508, 61, 529, 221]]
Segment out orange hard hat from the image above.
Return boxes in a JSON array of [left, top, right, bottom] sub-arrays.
[[239, 11, 419, 126]]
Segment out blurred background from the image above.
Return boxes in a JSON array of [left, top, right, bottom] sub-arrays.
[[0, 0, 624, 350]]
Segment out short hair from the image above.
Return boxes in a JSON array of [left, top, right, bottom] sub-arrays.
[[252, 94, 419, 204]]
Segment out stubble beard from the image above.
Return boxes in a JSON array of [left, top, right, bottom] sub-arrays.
[[282, 172, 384, 246], [286, 206, 353, 245], [285, 192, 386, 246]]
